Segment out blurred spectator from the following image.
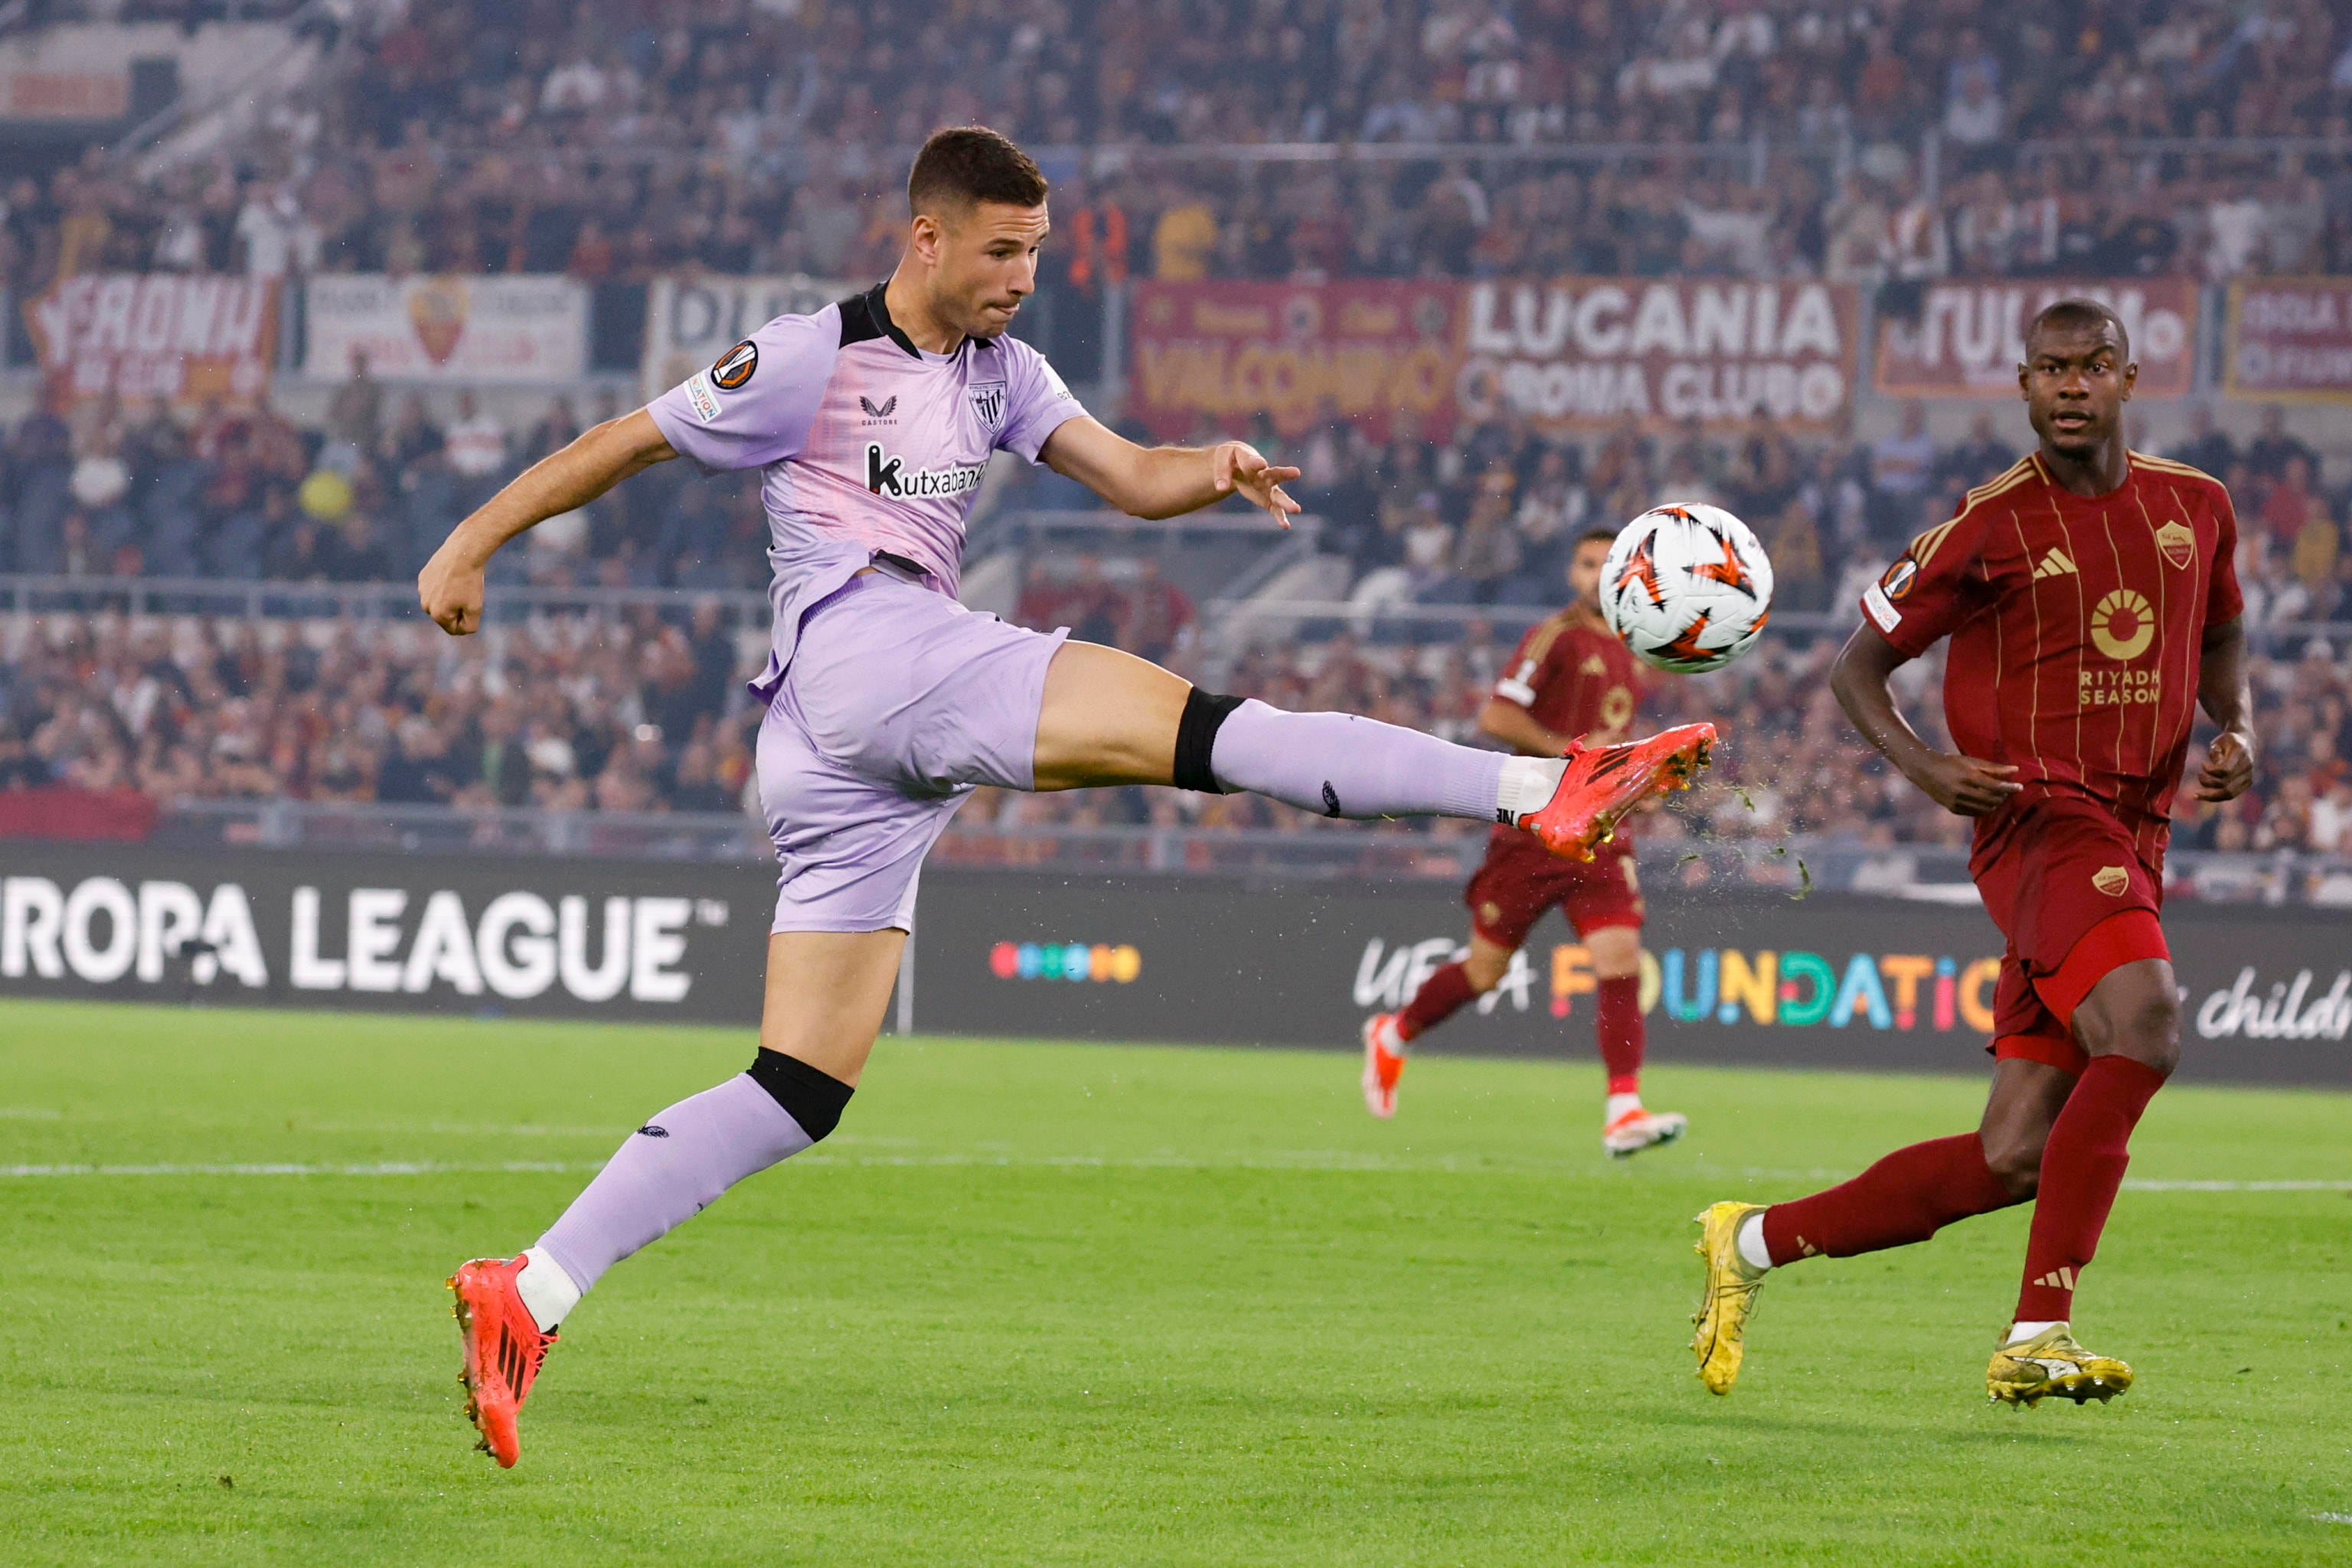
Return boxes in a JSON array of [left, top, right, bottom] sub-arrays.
[[1870, 401, 1936, 538], [2171, 406, 2238, 479], [445, 390, 508, 479]]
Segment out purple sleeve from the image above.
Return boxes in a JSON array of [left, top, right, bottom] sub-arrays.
[[645, 305, 838, 472], [993, 337, 1089, 462]]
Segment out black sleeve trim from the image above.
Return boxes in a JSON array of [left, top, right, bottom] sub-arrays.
[[747, 1048, 856, 1141]]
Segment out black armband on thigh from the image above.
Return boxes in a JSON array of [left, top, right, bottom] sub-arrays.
[[1172, 688, 1244, 794], [747, 1048, 855, 1141]]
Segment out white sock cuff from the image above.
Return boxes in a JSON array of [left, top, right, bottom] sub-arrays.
[[1735, 1212, 1775, 1272], [1495, 755, 1567, 825], [2005, 1319, 2064, 1345], [518, 1244, 585, 1333]]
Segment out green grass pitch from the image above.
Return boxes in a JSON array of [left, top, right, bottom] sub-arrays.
[[3, 998, 2350, 1565]]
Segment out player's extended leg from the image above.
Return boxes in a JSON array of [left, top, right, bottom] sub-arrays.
[[1582, 923, 1683, 1158], [449, 930, 899, 1465], [1361, 930, 1514, 1117], [1988, 957, 2176, 1407], [1690, 1058, 2068, 1395], [1031, 642, 1709, 851]]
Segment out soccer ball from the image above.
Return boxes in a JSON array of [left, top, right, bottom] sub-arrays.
[[1599, 503, 1775, 675]]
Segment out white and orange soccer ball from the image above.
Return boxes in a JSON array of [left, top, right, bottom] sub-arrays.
[[1599, 503, 1775, 675]]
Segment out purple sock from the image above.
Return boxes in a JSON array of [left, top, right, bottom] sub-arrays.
[[1209, 698, 1508, 821], [537, 1073, 815, 1295]]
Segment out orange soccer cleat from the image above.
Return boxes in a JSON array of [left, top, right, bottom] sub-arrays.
[[1361, 1012, 1408, 1117], [1520, 723, 1717, 861], [449, 1254, 558, 1468]]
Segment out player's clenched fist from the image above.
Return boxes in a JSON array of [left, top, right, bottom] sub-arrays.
[[418, 544, 487, 636], [1210, 440, 1302, 525], [1911, 753, 2024, 817], [2193, 730, 2254, 802]]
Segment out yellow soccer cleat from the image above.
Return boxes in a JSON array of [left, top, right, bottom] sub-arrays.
[[1986, 1324, 2133, 1407], [1690, 1200, 1769, 1395]]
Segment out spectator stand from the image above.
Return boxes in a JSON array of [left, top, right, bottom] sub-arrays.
[[969, 508, 1324, 668]]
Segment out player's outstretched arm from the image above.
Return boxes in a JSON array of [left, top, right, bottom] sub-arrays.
[[419, 410, 678, 635], [1830, 622, 2020, 817], [1477, 697, 1573, 758], [2193, 615, 2256, 802], [1038, 416, 1301, 524]]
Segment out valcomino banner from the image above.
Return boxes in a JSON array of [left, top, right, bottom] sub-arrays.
[[3, 847, 2346, 1085]]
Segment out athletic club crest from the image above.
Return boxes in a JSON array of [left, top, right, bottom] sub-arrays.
[[968, 384, 1006, 431]]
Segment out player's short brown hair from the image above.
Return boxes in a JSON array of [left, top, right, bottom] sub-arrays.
[[2026, 297, 2131, 361], [907, 126, 1048, 216], [1576, 526, 1620, 550]]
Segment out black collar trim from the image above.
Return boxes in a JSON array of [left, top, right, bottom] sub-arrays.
[[838, 280, 992, 360]]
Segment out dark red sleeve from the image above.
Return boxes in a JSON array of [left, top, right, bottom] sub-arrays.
[[1493, 624, 1549, 708], [2204, 483, 2244, 628], [1858, 503, 1994, 658]]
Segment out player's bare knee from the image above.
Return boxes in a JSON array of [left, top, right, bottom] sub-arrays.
[[1583, 927, 1642, 979], [1462, 949, 1509, 991], [2078, 988, 2181, 1077], [2110, 992, 2181, 1076], [1978, 1126, 2045, 1199]]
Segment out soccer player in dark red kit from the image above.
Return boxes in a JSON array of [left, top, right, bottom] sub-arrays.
[[1690, 299, 2256, 1406], [1361, 527, 1688, 1158]]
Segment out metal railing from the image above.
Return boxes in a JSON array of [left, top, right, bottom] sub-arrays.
[[0, 573, 769, 626], [1204, 595, 2352, 655], [8, 573, 2346, 662], [157, 799, 770, 861], [145, 799, 2352, 903]]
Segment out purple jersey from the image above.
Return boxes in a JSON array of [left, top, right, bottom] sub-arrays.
[[645, 282, 1087, 700]]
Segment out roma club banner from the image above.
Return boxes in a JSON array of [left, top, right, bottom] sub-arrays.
[[641, 273, 852, 400], [2223, 279, 2352, 402], [1454, 278, 1858, 432], [1128, 280, 1465, 442], [24, 273, 279, 405], [302, 274, 588, 382], [1126, 278, 1859, 440], [1873, 279, 2198, 399]]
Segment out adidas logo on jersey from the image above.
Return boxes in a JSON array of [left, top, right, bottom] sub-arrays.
[[2033, 547, 2079, 581]]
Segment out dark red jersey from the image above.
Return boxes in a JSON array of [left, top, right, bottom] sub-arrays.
[[1859, 451, 2243, 861], [1493, 602, 1645, 746]]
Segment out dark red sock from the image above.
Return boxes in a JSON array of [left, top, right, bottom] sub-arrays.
[[2014, 1055, 2165, 1321], [1595, 974, 1644, 1096], [1762, 1133, 2020, 1266], [1398, 960, 1476, 1040]]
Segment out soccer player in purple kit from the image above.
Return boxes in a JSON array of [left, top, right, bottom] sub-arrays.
[[419, 128, 1712, 1466]]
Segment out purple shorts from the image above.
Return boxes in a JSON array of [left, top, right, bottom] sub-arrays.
[[758, 570, 1068, 933]]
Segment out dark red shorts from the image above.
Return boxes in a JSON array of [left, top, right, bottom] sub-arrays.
[[1465, 827, 1644, 950], [1971, 795, 2171, 1077]]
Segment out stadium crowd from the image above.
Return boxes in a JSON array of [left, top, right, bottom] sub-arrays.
[[5, 0, 2352, 302], [2, 577, 2347, 861], [6, 369, 2352, 622], [4, 0, 2350, 867]]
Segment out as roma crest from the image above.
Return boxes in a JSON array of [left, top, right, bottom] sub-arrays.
[[407, 277, 469, 365], [2154, 519, 2195, 570]]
